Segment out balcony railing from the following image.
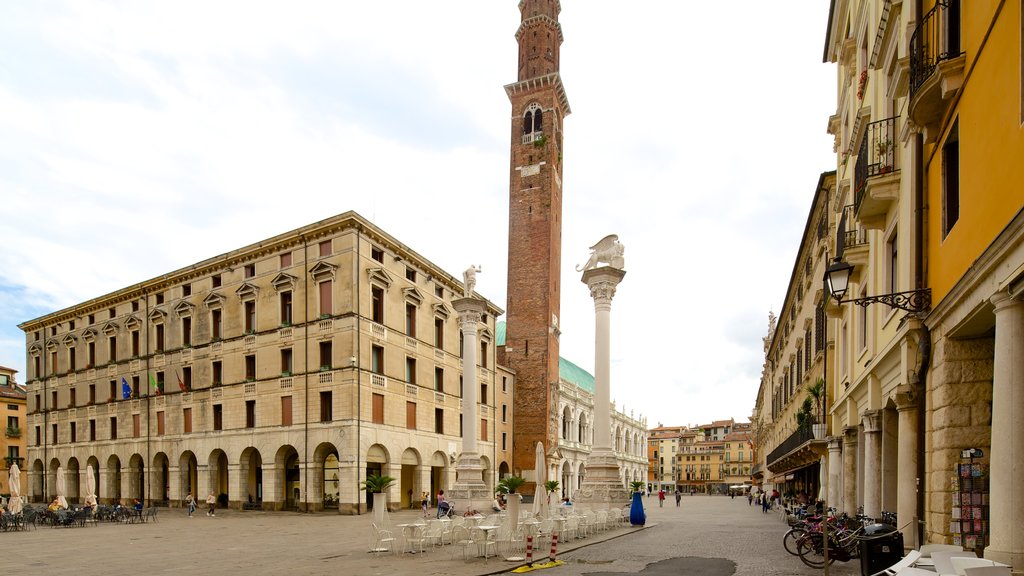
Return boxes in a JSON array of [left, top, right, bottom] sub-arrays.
[[766, 426, 815, 467], [854, 115, 900, 213], [842, 205, 868, 248], [5, 426, 21, 439], [909, 0, 962, 98]]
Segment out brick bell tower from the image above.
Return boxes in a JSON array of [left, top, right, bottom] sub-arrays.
[[504, 0, 570, 493]]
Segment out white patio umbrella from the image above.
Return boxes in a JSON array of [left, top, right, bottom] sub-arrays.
[[85, 464, 98, 507], [56, 465, 68, 508], [532, 442, 546, 518], [8, 464, 22, 514]]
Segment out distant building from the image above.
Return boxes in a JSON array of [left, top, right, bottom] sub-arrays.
[[0, 366, 27, 496], [647, 424, 686, 492]]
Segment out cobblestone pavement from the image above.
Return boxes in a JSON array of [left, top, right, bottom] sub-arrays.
[[4, 496, 868, 576]]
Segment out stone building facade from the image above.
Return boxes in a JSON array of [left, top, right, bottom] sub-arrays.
[[19, 213, 511, 513]]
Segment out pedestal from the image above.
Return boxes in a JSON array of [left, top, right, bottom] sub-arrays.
[[572, 451, 631, 510]]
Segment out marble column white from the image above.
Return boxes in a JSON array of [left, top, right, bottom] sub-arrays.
[[861, 410, 881, 519], [449, 297, 489, 512], [827, 436, 843, 512], [893, 389, 919, 550], [574, 266, 630, 509], [985, 292, 1023, 568], [842, 426, 859, 515]]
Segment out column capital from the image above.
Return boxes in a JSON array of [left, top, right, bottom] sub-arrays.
[[991, 288, 1024, 313], [582, 266, 626, 306], [862, 409, 882, 433], [827, 436, 843, 453], [893, 385, 918, 411], [843, 425, 859, 444], [452, 297, 486, 330]]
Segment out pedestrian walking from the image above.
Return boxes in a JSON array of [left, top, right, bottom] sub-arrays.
[[674, 490, 681, 507], [658, 489, 665, 507], [421, 491, 429, 517], [206, 492, 217, 517], [185, 492, 196, 517]]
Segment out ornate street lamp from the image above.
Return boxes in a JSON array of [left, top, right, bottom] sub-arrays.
[[824, 258, 931, 313]]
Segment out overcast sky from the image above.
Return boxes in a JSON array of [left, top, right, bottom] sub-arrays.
[[0, 1, 837, 429]]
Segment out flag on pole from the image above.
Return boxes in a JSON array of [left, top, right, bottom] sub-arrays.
[[176, 370, 188, 393], [149, 372, 162, 395], [121, 377, 132, 399]]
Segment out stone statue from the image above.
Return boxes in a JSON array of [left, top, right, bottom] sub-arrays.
[[576, 234, 625, 272], [463, 265, 482, 297]]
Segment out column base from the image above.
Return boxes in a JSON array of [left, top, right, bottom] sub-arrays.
[[983, 548, 1021, 572], [450, 453, 490, 514], [572, 452, 629, 509]]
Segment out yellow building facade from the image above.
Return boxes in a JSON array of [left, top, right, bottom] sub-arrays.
[[0, 366, 28, 499], [815, 0, 1022, 565]]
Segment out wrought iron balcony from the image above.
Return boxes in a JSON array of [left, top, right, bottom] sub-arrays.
[[842, 205, 868, 249], [854, 116, 900, 221], [909, 0, 962, 98]]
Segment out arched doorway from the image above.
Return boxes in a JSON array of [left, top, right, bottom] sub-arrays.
[[498, 461, 510, 481], [209, 450, 229, 506], [66, 458, 81, 505], [274, 445, 299, 510], [31, 459, 44, 502], [480, 455, 492, 494], [240, 447, 263, 506], [577, 464, 586, 497], [179, 452, 198, 502], [430, 451, 447, 504], [365, 444, 388, 511], [48, 458, 60, 501], [312, 443, 339, 512], [86, 456, 100, 503], [106, 455, 122, 504], [128, 454, 145, 503], [400, 448, 420, 510], [152, 453, 170, 505]]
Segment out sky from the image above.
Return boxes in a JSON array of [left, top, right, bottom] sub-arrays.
[[0, 1, 837, 429]]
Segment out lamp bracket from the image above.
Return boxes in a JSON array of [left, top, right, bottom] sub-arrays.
[[838, 289, 932, 313]]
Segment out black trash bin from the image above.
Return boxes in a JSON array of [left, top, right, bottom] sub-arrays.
[[859, 523, 905, 576]]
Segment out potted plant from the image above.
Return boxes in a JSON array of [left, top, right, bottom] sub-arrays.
[[628, 480, 646, 526], [796, 397, 814, 434], [360, 473, 396, 524], [543, 480, 560, 505], [808, 377, 826, 439], [497, 475, 526, 495]]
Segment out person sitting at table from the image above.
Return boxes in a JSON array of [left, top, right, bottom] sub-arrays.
[[48, 497, 62, 512], [492, 494, 503, 512], [132, 499, 143, 515]]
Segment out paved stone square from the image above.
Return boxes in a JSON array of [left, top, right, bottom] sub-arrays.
[[4, 496, 873, 576]]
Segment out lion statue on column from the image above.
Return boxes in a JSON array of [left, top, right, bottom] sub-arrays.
[[576, 234, 625, 271]]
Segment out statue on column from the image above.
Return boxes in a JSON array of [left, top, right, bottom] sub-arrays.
[[463, 265, 482, 297], [576, 234, 625, 271]]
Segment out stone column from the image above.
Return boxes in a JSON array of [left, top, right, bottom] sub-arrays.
[[843, 426, 859, 514], [449, 297, 489, 512], [985, 292, 1024, 568], [574, 266, 630, 509], [862, 410, 882, 519], [894, 388, 919, 550], [827, 436, 843, 511]]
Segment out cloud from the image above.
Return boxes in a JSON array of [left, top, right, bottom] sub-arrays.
[[0, 1, 836, 427]]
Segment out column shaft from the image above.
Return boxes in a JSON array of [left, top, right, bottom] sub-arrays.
[[985, 293, 1023, 567], [862, 411, 881, 519]]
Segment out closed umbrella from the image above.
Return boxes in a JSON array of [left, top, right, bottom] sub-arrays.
[[8, 464, 22, 514], [56, 465, 68, 509], [532, 442, 546, 518], [85, 464, 97, 507]]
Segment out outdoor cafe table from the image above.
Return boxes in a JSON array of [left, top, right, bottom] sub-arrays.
[[475, 525, 500, 560], [395, 523, 425, 554]]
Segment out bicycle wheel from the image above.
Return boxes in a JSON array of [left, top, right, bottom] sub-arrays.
[[783, 527, 807, 556], [797, 533, 827, 568]]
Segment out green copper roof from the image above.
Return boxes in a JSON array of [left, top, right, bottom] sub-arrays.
[[496, 321, 594, 393]]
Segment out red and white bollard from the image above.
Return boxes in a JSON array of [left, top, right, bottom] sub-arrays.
[[549, 533, 559, 562], [525, 535, 534, 565]]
